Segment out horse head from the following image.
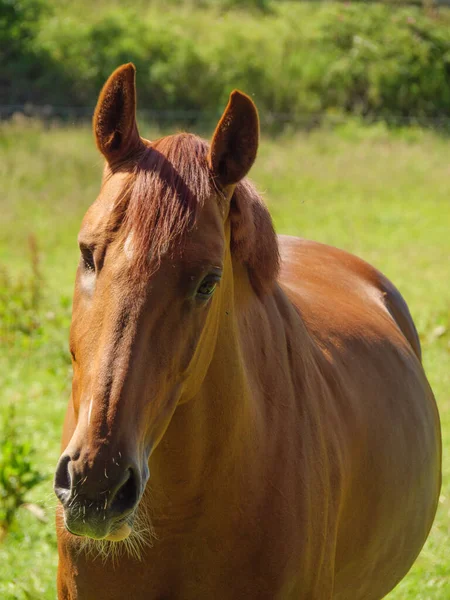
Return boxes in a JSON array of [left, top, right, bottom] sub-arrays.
[[54, 63, 278, 543]]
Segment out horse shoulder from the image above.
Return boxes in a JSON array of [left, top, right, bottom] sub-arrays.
[[277, 235, 418, 356]]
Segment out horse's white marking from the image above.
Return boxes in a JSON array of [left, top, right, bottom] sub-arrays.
[[81, 271, 96, 294], [87, 396, 94, 427], [125, 230, 160, 263], [124, 231, 134, 260]]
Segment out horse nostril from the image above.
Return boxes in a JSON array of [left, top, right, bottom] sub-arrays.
[[110, 468, 139, 515], [54, 455, 72, 503]]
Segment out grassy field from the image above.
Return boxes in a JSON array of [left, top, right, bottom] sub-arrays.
[[0, 118, 449, 598]]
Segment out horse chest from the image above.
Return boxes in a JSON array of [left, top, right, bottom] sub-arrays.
[[64, 497, 332, 600]]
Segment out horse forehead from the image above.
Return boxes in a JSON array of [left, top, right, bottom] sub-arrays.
[[81, 193, 115, 234], [79, 172, 128, 240], [121, 229, 168, 265], [122, 193, 225, 265]]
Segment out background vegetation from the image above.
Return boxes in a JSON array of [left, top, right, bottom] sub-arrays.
[[2, 0, 450, 120], [1, 0, 449, 598]]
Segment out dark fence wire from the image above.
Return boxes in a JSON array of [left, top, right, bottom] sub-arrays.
[[2, 104, 450, 131]]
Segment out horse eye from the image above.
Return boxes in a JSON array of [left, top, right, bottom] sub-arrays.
[[81, 247, 95, 273], [196, 275, 220, 300]]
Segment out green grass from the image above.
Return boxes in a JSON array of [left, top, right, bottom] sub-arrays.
[[0, 118, 449, 598]]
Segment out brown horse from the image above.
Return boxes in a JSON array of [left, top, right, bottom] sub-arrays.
[[54, 63, 441, 599]]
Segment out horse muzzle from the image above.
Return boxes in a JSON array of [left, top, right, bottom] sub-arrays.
[[54, 452, 146, 541]]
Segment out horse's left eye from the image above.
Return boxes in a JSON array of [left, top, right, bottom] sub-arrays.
[[196, 275, 220, 300]]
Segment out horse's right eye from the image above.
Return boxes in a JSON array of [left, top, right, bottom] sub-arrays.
[[81, 247, 95, 272]]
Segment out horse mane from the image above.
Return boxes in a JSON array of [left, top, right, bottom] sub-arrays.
[[114, 133, 279, 294], [230, 178, 280, 295]]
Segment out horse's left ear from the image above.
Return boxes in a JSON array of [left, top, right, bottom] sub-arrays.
[[93, 63, 144, 165], [208, 90, 259, 188]]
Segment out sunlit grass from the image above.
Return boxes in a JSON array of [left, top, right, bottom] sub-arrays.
[[0, 119, 448, 598]]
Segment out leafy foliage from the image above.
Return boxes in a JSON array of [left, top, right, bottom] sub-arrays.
[[0, 406, 46, 536], [0, 0, 50, 52], [0, 0, 56, 104], [1, 1, 450, 121]]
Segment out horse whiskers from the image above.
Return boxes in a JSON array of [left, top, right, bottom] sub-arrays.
[[69, 492, 79, 507], [39, 496, 60, 512], [74, 503, 157, 564]]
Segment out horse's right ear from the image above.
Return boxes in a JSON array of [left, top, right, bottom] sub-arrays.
[[93, 63, 144, 165], [208, 90, 259, 188]]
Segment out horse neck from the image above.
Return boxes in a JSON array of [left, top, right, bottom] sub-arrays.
[[147, 252, 271, 511], [147, 249, 313, 521]]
